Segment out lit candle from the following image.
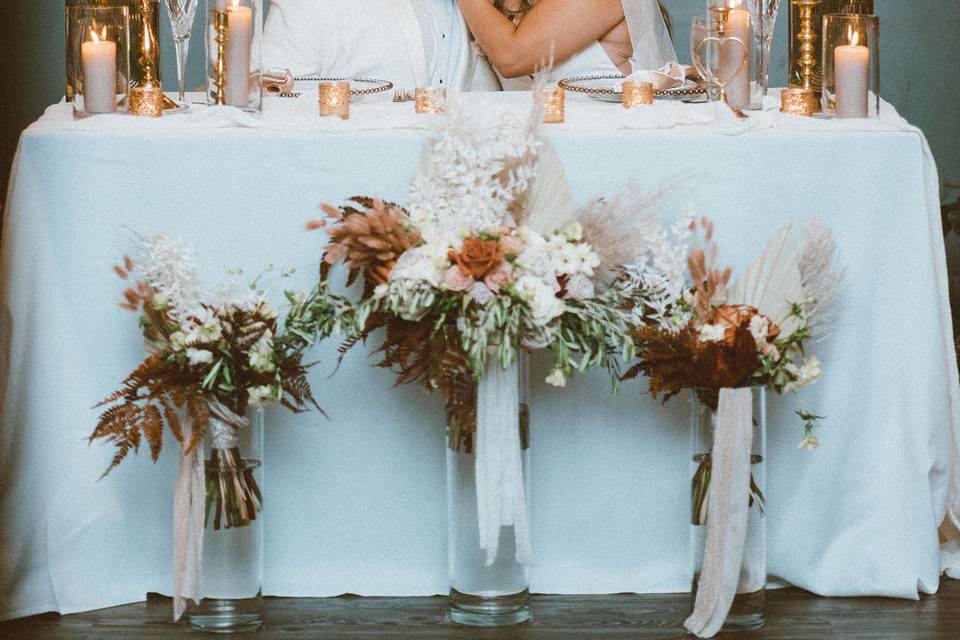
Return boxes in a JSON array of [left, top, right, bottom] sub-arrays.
[[81, 26, 117, 114], [834, 29, 869, 118], [721, 8, 751, 110], [223, 0, 253, 107]]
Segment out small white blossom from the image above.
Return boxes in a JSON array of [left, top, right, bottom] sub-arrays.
[[699, 324, 727, 343], [749, 314, 771, 350], [563, 222, 584, 242], [784, 356, 822, 393], [170, 331, 188, 351], [564, 273, 595, 301], [186, 348, 214, 366], [798, 434, 821, 451], [249, 334, 276, 373], [545, 368, 567, 387], [248, 385, 279, 407]]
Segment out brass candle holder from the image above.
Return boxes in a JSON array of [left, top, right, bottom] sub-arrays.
[[319, 81, 350, 119], [414, 87, 447, 114], [783, 0, 823, 115], [622, 81, 654, 108], [212, 8, 228, 106], [536, 86, 565, 124], [128, 0, 163, 117]]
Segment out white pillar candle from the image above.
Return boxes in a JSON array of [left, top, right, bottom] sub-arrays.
[[81, 31, 117, 114], [834, 39, 870, 119], [721, 8, 751, 110], [225, 2, 253, 107]]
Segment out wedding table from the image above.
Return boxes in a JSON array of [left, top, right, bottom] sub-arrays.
[[1, 91, 957, 620]]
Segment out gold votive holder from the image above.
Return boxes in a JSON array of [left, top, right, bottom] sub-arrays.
[[415, 87, 447, 114], [622, 81, 654, 108], [536, 86, 565, 124], [319, 81, 350, 119], [128, 84, 164, 117], [780, 88, 819, 116]]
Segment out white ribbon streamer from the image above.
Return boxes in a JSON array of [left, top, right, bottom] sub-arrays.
[[684, 387, 754, 638], [475, 358, 533, 567], [172, 399, 248, 621]]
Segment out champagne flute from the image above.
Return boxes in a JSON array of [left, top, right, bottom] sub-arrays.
[[748, 0, 780, 97], [163, 0, 200, 105]]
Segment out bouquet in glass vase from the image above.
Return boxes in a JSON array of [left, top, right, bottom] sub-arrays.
[[89, 234, 337, 631], [310, 95, 674, 626], [624, 218, 843, 638]]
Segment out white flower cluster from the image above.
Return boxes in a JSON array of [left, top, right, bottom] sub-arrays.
[[137, 234, 204, 321], [407, 97, 540, 232], [620, 216, 693, 331]]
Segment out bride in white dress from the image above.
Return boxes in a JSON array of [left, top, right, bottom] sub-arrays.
[[457, 0, 677, 89]]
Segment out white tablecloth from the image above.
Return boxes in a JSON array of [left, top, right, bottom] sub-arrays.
[[1, 92, 957, 620]]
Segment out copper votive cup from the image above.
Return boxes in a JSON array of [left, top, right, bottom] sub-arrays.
[[415, 87, 447, 114], [536, 87, 565, 124], [319, 82, 350, 119], [128, 85, 164, 118], [622, 81, 654, 108]]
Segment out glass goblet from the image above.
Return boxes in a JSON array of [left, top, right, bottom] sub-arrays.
[[163, 0, 201, 104]]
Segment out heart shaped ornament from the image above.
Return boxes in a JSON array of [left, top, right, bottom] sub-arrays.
[[695, 36, 748, 88]]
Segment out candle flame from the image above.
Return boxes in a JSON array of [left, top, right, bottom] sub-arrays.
[[230, 0, 240, 9], [848, 26, 862, 47], [89, 23, 108, 44]]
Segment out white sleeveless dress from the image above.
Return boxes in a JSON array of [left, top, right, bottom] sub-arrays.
[[492, 0, 676, 90]]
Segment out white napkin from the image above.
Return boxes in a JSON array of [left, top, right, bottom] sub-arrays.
[[615, 62, 686, 92]]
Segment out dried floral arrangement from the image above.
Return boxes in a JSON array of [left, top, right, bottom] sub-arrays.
[[622, 218, 843, 524], [310, 97, 680, 452], [89, 235, 335, 529]]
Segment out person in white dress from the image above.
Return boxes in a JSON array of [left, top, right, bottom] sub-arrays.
[[262, 0, 501, 92], [457, 0, 677, 90]]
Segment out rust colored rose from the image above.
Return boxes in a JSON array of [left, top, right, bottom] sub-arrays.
[[707, 305, 780, 346], [450, 237, 505, 280]]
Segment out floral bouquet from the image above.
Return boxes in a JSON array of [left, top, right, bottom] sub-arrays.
[[89, 234, 334, 619], [310, 97, 678, 569], [623, 218, 843, 638]]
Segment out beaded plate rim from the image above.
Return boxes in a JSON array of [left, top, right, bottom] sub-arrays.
[[558, 74, 707, 99], [294, 76, 395, 96]]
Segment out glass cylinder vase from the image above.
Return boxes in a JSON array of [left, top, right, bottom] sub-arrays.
[[188, 408, 264, 633], [446, 354, 531, 627], [705, 0, 754, 110], [68, 5, 131, 117], [821, 13, 880, 118], [690, 388, 767, 632], [205, 0, 263, 111]]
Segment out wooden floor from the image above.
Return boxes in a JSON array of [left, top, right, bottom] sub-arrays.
[[2, 582, 958, 639]]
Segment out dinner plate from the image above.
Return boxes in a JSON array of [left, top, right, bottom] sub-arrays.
[[558, 74, 708, 103]]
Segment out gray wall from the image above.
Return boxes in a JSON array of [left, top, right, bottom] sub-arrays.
[[1, 2, 958, 203]]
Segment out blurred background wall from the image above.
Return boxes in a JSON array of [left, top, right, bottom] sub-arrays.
[[1, 2, 958, 204]]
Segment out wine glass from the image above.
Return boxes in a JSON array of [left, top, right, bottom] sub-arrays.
[[747, 0, 780, 97], [163, 0, 200, 105]]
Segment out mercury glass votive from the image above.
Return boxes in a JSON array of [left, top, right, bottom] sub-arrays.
[[622, 81, 654, 108], [779, 87, 819, 116], [822, 14, 880, 118], [415, 87, 447, 114], [535, 87, 565, 124], [319, 82, 351, 119]]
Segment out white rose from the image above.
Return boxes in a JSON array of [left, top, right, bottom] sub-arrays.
[[517, 246, 556, 282], [389, 247, 445, 287], [186, 348, 214, 366], [545, 368, 567, 387], [564, 273, 595, 301], [170, 331, 187, 351], [248, 334, 276, 373], [699, 324, 727, 343], [516, 226, 545, 246], [248, 385, 279, 407], [516, 276, 565, 326]]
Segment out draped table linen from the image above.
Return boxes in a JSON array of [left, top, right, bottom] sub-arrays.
[[0, 91, 957, 619]]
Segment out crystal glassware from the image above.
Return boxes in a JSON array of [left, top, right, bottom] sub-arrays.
[[446, 355, 531, 627], [188, 408, 264, 633], [747, 0, 781, 107], [162, 0, 200, 104], [690, 388, 767, 632]]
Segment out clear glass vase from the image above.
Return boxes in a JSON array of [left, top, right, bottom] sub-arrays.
[[690, 388, 767, 632], [446, 355, 531, 627], [188, 408, 264, 633]]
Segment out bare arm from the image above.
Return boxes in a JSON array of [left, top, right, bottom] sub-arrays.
[[457, 0, 626, 78]]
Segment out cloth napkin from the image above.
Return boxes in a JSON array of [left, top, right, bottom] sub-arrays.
[[614, 62, 686, 92], [262, 68, 295, 94]]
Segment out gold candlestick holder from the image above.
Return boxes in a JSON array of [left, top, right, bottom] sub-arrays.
[[128, 0, 163, 116], [319, 82, 350, 119], [211, 8, 228, 106], [622, 81, 654, 108], [783, 0, 823, 115]]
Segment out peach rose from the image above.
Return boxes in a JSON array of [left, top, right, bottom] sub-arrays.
[[499, 234, 524, 257], [443, 265, 475, 292], [449, 237, 504, 279], [484, 260, 513, 293]]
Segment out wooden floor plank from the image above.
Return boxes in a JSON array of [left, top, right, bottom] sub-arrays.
[[2, 581, 958, 639]]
